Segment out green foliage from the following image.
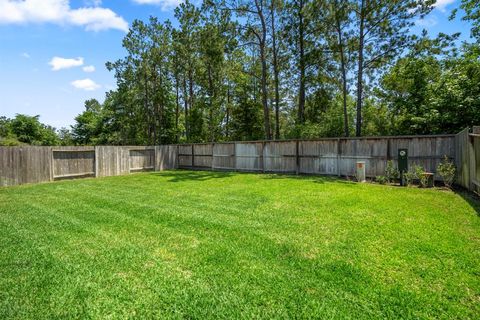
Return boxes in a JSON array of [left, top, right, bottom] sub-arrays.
[[415, 166, 430, 188], [403, 164, 427, 187], [4, 114, 59, 146], [437, 155, 456, 188], [63, 0, 479, 143], [378, 44, 480, 135], [376, 175, 388, 185], [0, 137, 22, 146], [385, 160, 399, 184]]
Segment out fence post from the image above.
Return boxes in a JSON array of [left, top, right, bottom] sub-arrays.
[[296, 140, 300, 175], [176, 145, 179, 169], [211, 143, 215, 171], [262, 141, 266, 173], [191, 144, 195, 169], [49, 147, 54, 181], [94, 146, 98, 177], [233, 142, 237, 171], [337, 138, 341, 177]]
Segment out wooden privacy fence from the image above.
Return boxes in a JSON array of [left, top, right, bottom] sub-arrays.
[[0, 145, 177, 186], [178, 135, 456, 179], [455, 126, 480, 193], [0, 129, 479, 193]]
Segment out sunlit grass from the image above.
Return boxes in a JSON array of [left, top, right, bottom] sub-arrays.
[[0, 171, 479, 319]]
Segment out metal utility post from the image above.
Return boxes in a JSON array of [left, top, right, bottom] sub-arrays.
[[398, 149, 408, 186]]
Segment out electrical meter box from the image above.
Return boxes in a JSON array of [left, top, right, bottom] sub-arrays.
[[398, 148, 408, 173]]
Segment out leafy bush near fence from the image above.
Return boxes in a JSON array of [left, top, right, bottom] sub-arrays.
[[437, 156, 456, 188], [385, 160, 399, 184], [376, 175, 388, 184]]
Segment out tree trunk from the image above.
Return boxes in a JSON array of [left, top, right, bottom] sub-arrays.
[[271, 0, 280, 140], [260, 44, 271, 140], [256, 0, 272, 140], [208, 65, 214, 142], [298, 0, 306, 125], [175, 72, 180, 143], [356, 0, 366, 137], [183, 75, 189, 140], [334, 0, 349, 137], [226, 82, 231, 138]]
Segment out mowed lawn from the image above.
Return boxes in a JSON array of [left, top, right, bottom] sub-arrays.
[[0, 171, 479, 319]]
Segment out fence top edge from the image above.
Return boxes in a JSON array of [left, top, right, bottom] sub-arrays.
[[173, 134, 456, 146], [0, 134, 460, 149]]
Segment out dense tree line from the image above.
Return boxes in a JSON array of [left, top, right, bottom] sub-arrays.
[[1, 0, 478, 146], [0, 115, 71, 146]]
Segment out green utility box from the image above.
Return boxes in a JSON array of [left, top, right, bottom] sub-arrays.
[[398, 148, 408, 186]]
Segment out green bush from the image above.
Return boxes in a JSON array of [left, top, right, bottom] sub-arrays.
[[437, 156, 456, 188], [403, 170, 416, 186], [415, 166, 429, 188], [376, 175, 388, 184], [403, 164, 426, 187], [385, 160, 399, 183]]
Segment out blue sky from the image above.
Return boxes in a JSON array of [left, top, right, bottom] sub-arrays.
[[0, 0, 474, 129]]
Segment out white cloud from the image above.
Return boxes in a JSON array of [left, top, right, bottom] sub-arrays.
[[82, 65, 95, 72], [132, 0, 182, 10], [71, 78, 101, 91], [21, 52, 30, 58], [0, 0, 128, 32], [49, 56, 84, 71], [433, 0, 455, 12]]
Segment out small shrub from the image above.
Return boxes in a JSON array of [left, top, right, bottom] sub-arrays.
[[376, 175, 388, 185], [416, 169, 429, 188], [403, 170, 416, 186], [403, 164, 425, 187], [437, 156, 456, 188], [385, 160, 399, 183]]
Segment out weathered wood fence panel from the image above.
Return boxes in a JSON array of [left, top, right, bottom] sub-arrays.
[[129, 147, 155, 172], [155, 145, 177, 170], [299, 140, 338, 175], [212, 143, 235, 170], [235, 142, 263, 172], [178, 145, 193, 168], [0, 146, 52, 186], [264, 141, 296, 173], [95, 146, 129, 177], [193, 144, 213, 168], [455, 128, 472, 189], [52, 147, 95, 179]]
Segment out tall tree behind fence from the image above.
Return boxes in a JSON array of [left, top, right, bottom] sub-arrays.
[[1, 130, 478, 193]]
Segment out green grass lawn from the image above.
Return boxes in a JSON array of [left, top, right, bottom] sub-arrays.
[[0, 171, 479, 319]]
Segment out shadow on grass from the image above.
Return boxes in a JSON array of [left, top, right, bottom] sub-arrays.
[[455, 188, 480, 217], [258, 172, 358, 186], [155, 169, 359, 187], [152, 169, 235, 182]]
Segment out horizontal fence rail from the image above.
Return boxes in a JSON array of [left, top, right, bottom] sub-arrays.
[[0, 129, 478, 193]]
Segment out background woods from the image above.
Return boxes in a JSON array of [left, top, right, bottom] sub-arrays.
[[1, 0, 479, 147]]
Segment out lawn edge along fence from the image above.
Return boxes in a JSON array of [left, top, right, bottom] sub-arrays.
[[1, 128, 479, 193]]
